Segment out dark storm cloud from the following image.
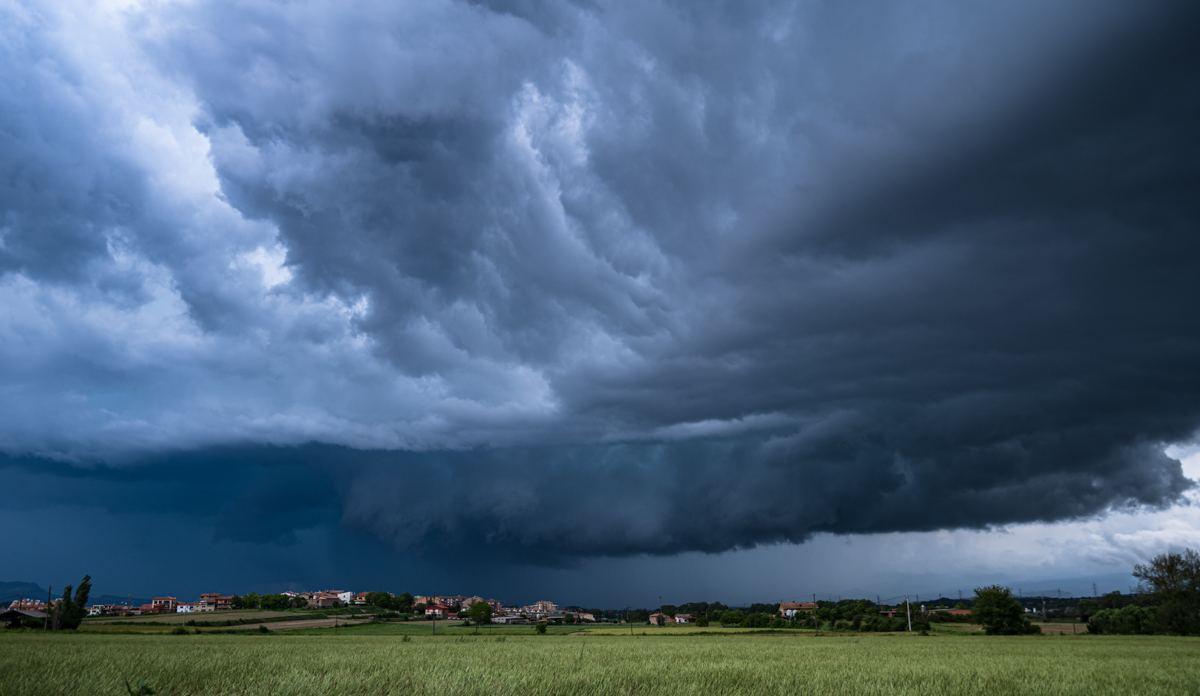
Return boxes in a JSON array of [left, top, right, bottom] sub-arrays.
[[2, 0, 1199, 563]]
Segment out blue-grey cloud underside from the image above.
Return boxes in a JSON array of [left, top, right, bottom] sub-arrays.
[[1, 0, 1198, 563]]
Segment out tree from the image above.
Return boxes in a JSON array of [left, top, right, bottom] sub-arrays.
[[365, 591, 396, 610], [535, 622, 547, 634], [720, 609, 744, 626], [52, 575, 92, 630], [396, 592, 414, 612], [1076, 598, 1099, 623], [260, 594, 291, 611], [1133, 548, 1200, 635], [971, 585, 1039, 635], [232, 593, 261, 610], [564, 613, 576, 624], [464, 601, 493, 634]]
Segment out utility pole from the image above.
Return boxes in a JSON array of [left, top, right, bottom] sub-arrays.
[[813, 593, 819, 636], [627, 606, 632, 636], [1093, 583, 1098, 599], [1042, 597, 1047, 622], [44, 586, 51, 632], [905, 595, 912, 633]]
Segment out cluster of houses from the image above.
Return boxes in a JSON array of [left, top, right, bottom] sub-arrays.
[[6, 591, 588, 622], [647, 602, 824, 625], [412, 596, 595, 624]]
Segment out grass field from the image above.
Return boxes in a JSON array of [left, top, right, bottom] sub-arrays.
[[2, 630, 1198, 695]]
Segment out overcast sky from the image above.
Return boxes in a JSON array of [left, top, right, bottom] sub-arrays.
[[2, 0, 1199, 607]]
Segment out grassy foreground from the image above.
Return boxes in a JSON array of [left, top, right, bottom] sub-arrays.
[[2, 632, 1198, 695]]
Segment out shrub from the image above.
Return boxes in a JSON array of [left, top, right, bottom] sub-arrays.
[[535, 623, 547, 634], [170, 626, 188, 635], [1088, 606, 1157, 635]]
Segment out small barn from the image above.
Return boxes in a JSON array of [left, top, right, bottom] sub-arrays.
[[1, 608, 48, 629]]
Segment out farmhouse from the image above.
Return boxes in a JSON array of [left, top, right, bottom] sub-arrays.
[[779, 601, 818, 617]]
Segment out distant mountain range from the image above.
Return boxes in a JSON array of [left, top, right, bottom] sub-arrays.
[[0, 580, 149, 607]]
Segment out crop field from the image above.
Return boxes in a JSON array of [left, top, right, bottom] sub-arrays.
[[84, 611, 298, 624], [2, 630, 1198, 696]]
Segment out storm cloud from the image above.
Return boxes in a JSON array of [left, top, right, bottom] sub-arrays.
[[2, 0, 1199, 567]]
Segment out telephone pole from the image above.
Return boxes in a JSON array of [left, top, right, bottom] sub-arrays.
[[44, 586, 51, 631], [813, 593, 819, 636], [905, 595, 912, 632]]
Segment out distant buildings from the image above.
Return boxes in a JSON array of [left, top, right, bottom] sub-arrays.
[[151, 597, 178, 613], [779, 602, 818, 617], [72, 587, 560, 623], [197, 594, 233, 612], [8, 599, 49, 612]]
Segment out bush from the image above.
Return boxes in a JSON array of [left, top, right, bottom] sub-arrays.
[[171, 626, 188, 635], [258, 625, 270, 633], [1088, 606, 1157, 635], [535, 623, 547, 634], [185, 620, 196, 626], [695, 617, 709, 627]]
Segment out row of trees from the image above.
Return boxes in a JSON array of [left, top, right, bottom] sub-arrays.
[[231, 593, 309, 610], [1087, 549, 1200, 635]]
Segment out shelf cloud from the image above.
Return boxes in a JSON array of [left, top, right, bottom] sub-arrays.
[[1, 0, 1198, 573]]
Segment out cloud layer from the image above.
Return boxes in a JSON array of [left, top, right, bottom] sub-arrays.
[[1, 0, 1198, 564]]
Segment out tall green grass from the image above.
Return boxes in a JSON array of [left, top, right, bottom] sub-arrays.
[[2, 632, 1197, 695]]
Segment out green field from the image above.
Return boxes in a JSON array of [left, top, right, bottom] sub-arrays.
[[2, 629, 1198, 695]]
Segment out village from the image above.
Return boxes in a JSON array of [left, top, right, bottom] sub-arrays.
[[5, 592, 981, 628], [6, 592, 594, 623]]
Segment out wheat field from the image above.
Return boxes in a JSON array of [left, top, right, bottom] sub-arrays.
[[3, 631, 1198, 695]]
